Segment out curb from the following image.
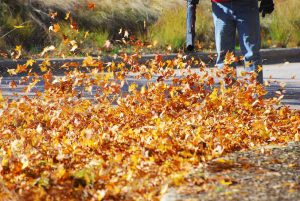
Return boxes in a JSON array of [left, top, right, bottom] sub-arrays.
[[0, 48, 299, 76], [259, 48, 300, 64]]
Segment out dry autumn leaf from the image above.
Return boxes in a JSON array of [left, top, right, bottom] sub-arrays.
[[41, 45, 55, 56], [0, 44, 299, 201]]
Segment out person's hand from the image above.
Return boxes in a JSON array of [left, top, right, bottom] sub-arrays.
[[188, 0, 199, 5], [259, 0, 274, 17]]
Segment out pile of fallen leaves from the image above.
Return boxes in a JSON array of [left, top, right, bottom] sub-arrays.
[[0, 53, 299, 201]]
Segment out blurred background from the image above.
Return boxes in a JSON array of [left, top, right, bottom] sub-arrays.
[[0, 0, 299, 57]]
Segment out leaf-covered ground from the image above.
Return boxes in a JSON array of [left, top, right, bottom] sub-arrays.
[[0, 53, 299, 200], [162, 142, 300, 201]]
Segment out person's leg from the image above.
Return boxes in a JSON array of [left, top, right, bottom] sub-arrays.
[[234, 0, 263, 84], [186, 0, 199, 51], [212, 2, 236, 69]]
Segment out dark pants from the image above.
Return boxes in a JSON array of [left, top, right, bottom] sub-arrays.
[[186, 0, 199, 50]]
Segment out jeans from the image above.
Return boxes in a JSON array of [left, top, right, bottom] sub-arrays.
[[212, 0, 263, 84]]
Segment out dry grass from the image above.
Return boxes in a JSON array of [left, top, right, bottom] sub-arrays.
[[31, 0, 183, 34], [266, 0, 300, 47], [0, 0, 183, 54]]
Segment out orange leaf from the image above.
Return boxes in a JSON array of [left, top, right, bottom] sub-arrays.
[[88, 2, 95, 10], [53, 23, 60, 33], [16, 64, 27, 73]]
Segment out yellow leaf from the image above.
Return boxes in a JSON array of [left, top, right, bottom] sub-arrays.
[[14, 25, 25, 29], [220, 179, 232, 186], [40, 65, 47, 73], [83, 56, 96, 67], [128, 83, 138, 93], [7, 69, 17, 75], [26, 59, 36, 67], [0, 90, 4, 102], [209, 88, 219, 102], [12, 45, 22, 59], [39, 59, 50, 72], [240, 71, 246, 76], [1, 156, 9, 167], [65, 11, 71, 20], [84, 31, 89, 39], [216, 158, 227, 163], [55, 164, 66, 179], [257, 65, 263, 73], [245, 61, 253, 68], [171, 173, 185, 186], [15, 45, 22, 52]]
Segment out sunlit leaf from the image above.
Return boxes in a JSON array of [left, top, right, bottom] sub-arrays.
[[70, 40, 78, 52], [7, 69, 17, 75], [41, 45, 55, 56], [65, 11, 71, 20], [26, 59, 36, 67], [14, 25, 25, 29], [50, 23, 61, 33]]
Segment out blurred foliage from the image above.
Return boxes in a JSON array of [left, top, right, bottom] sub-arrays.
[[266, 0, 300, 47]]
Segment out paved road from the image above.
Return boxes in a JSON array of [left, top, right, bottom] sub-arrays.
[[1, 62, 299, 109], [259, 62, 300, 109]]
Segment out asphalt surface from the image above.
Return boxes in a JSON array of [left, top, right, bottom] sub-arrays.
[[261, 62, 300, 109], [1, 48, 300, 76], [0, 62, 299, 109]]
